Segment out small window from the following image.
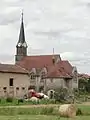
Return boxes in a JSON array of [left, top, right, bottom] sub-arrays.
[[3, 87, 7, 90], [30, 73, 36, 79], [22, 87, 25, 90], [16, 87, 19, 90], [9, 78, 13, 86], [3, 87, 7, 93]]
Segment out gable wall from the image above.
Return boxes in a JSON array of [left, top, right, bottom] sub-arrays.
[[0, 72, 29, 98]]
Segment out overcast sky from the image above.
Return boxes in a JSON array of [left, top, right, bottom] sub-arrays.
[[0, 0, 90, 74]]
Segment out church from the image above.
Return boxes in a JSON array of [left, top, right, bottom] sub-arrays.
[[0, 13, 78, 98]]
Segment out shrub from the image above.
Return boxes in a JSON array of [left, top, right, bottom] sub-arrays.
[[6, 97, 13, 102], [18, 99, 24, 104], [76, 108, 82, 115], [54, 88, 70, 103]]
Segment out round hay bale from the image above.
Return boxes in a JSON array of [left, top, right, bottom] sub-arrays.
[[59, 104, 76, 118]]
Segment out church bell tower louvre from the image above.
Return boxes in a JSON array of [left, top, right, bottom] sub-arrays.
[[15, 12, 27, 63]]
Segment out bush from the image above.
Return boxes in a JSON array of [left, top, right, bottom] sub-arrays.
[[18, 99, 24, 104], [6, 97, 13, 102], [76, 108, 82, 115], [54, 88, 71, 103]]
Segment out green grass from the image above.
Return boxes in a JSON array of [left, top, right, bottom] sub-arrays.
[[0, 115, 90, 120], [0, 104, 88, 120], [0, 107, 56, 115], [0, 101, 89, 119], [0, 104, 89, 116], [0, 98, 57, 106], [77, 104, 90, 115]]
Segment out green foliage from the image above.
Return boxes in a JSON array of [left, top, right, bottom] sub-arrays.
[[86, 79, 90, 93], [78, 78, 90, 93], [76, 108, 82, 115], [78, 78, 88, 89], [6, 97, 13, 102], [54, 88, 73, 103]]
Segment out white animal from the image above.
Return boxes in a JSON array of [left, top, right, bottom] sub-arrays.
[[30, 97, 39, 102], [38, 93, 49, 99]]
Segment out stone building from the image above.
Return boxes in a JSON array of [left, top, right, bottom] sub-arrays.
[[0, 64, 29, 98], [15, 13, 78, 92], [0, 13, 78, 98]]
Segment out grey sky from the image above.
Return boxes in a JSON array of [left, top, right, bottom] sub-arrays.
[[0, 0, 90, 74]]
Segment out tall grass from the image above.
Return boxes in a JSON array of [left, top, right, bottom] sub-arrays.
[[0, 107, 57, 116], [0, 105, 89, 116], [0, 98, 58, 106]]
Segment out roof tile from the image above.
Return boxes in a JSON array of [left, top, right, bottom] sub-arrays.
[[0, 64, 28, 74]]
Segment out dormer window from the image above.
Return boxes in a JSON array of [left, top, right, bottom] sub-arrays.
[[30, 73, 36, 79]]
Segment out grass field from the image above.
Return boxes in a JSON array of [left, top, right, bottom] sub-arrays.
[[0, 103, 89, 120], [0, 115, 90, 120]]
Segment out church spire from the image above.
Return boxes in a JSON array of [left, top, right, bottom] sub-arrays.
[[18, 10, 25, 44], [15, 11, 27, 62]]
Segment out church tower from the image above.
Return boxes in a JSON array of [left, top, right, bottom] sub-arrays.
[[15, 12, 27, 62]]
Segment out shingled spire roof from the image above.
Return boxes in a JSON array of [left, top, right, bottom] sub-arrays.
[[18, 11, 25, 44]]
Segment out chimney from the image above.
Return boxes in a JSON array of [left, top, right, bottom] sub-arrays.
[[52, 48, 55, 64]]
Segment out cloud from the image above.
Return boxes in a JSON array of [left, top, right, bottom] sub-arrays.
[[0, 54, 14, 64], [0, 0, 90, 73]]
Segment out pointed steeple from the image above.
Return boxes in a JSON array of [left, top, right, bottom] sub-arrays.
[[18, 11, 25, 44], [15, 11, 27, 62]]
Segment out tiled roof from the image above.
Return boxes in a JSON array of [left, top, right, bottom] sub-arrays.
[[16, 54, 74, 78], [16, 54, 61, 70], [14, 55, 73, 78], [78, 73, 90, 79], [0, 64, 28, 74], [47, 60, 73, 78], [59, 60, 73, 76]]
